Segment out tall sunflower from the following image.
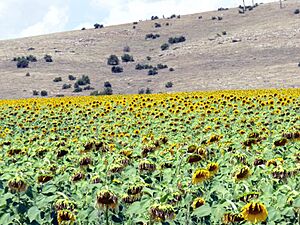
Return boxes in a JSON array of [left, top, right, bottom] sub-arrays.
[[241, 202, 268, 223]]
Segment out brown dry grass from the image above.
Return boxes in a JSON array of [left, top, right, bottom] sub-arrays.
[[0, 0, 300, 99]]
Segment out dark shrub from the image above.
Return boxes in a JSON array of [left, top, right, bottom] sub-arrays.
[[135, 63, 153, 70], [212, 16, 217, 20], [26, 55, 37, 62], [104, 81, 112, 88], [138, 89, 145, 94], [33, 90, 39, 96], [112, 66, 123, 73], [157, 64, 168, 69], [145, 33, 160, 40], [218, 16, 223, 20], [76, 75, 90, 86], [68, 75, 76, 80], [161, 43, 169, 51], [73, 87, 83, 93], [103, 87, 113, 95], [151, 16, 159, 20], [44, 54, 53, 62], [298, 62, 300, 67], [198, 16, 203, 19], [121, 54, 134, 62], [41, 90, 48, 96], [222, 31, 227, 35], [17, 58, 29, 68], [170, 14, 176, 19], [294, 9, 300, 14], [62, 84, 72, 89], [123, 46, 130, 52], [169, 67, 174, 72], [56, 94, 64, 97], [74, 83, 79, 88], [177, 15, 181, 19], [133, 26, 136, 29], [148, 69, 158, 76], [94, 23, 104, 29], [53, 77, 62, 82], [145, 88, 152, 94], [81, 27, 86, 30], [133, 22, 138, 25], [107, 55, 119, 65], [26, 72, 30, 76], [168, 36, 186, 44], [154, 23, 161, 28], [83, 85, 94, 90], [28, 47, 35, 51], [146, 56, 151, 61], [165, 82, 173, 88], [165, 22, 169, 26]]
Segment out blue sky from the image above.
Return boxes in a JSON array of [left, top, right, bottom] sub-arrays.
[[0, 0, 276, 40]]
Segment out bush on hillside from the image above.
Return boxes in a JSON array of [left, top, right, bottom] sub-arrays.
[[107, 55, 119, 65], [44, 54, 53, 62], [53, 77, 62, 82], [41, 90, 48, 96], [112, 66, 123, 73], [121, 54, 134, 62], [161, 43, 169, 51], [168, 36, 186, 44], [17, 58, 29, 68]]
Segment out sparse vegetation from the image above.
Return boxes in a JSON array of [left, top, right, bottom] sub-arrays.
[[83, 85, 94, 90], [40, 90, 48, 96], [135, 63, 153, 70], [107, 55, 119, 65], [294, 9, 300, 14], [32, 90, 39, 96], [94, 23, 104, 29], [169, 67, 175, 72], [123, 46, 130, 52], [112, 66, 123, 73], [121, 54, 134, 62], [44, 54, 53, 62], [145, 33, 160, 40], [104, 81, 112, 88], [154, 23, 161, 28], [165, 81, 173, 88], [53, 77, 62, 82], [73, 87, 83, 93], [25, 72, 30, 77], [68, 75, 76, 81], [157, 63, 168, 70], [146, 56, 151, 61], [17, 58, 29, 68], [75, 75, 90, 86], [148, 68, 158, 76], [168, 36, 186, 44], [151, 16, 159, 20], [161, 43, 170, 51], [62, 84, 72, 89]]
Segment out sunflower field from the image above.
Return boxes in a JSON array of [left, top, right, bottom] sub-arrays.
[[0, 89, 299, 225]]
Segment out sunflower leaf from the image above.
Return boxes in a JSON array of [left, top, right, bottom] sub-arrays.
[[192, 205, 211, 217]]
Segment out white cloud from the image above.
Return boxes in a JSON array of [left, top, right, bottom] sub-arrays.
[[20, 6, 69, 37]]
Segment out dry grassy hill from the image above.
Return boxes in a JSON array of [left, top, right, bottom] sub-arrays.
[[0, 0, 300, 99]]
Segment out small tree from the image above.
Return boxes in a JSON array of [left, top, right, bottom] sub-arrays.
[[107, 55, 119, 65], [121, 54, 134, 62], [44, 54, 53, 62], [17, 58, 29, 68], [104, 81, 112, 88]]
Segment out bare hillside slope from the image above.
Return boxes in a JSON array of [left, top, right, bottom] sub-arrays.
[[0, 0, 300, 99]]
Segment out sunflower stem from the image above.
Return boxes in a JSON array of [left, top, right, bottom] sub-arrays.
[[105, 206, 109, 225]]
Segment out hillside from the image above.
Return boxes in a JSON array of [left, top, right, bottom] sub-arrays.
[[0, 0, 300, 99]]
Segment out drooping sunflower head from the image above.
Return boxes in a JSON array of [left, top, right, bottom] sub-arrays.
[[149, 204, 175, 222], [127, 184, 144, 195], [207, 162, 219, 176], [241, 202, 268, 223], [57, 209, 76, 224], [55, 199, 77, 211], [8, 177, 28, 193], [223, 212, 244, 224], [191, 197, 205, 209], [37, 173, 54, 184], [234, 166, 251, 181], [122, 193, 142, 204], [192, 169, 210, 184], [139, 160, 156, 172], [96, 190, 118, 209]]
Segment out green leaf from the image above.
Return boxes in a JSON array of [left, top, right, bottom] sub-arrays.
[[0, 213, 11, 224], [192, 205, 211, 217], [292, 197, 300, 208], [27, 206, 40, 223]]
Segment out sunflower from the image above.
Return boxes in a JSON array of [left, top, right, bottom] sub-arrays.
[[241, 202, 268, 223], [96, 190, 118, 209], [223, 212, 244, 224], [57, 209, 76, 224], [234, 166, 251, 181], [191, 197, 205, 209], [192, 169, 210, 184], [150, 204, 175, 222], [207, 162, 219, 176], [8, 177, 28, 193]]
